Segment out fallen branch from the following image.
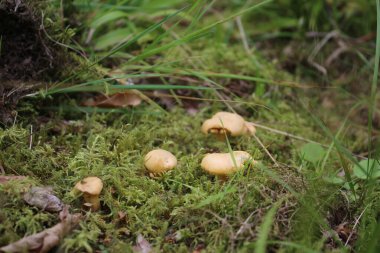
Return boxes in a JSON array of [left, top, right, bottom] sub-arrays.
[[0, 176, 26, 184], [0, 207, 81, 253]]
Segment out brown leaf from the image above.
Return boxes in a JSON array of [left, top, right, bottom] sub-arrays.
[[132, 234, 152, 253], [117, 211, 127, 222], [83, 91, 142, 108], [23, 187, 63, 212], [192, 244, 206, 253], [335, 222, 353, 242], [0, 176, 26, 184], [0, 207, 81, 253]]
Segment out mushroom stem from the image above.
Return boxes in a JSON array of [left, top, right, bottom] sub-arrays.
[[74, 177, 103, 212], [217, 175, 229, 182], [83, 193, 100, 211]]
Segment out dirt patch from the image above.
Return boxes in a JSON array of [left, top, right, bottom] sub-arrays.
[[0, 0, 58, 82], [0, 0, 68, 124]]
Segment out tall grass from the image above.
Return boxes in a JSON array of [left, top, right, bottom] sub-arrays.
[[359, 1, 380, 252], [44, 0, 274, 101]]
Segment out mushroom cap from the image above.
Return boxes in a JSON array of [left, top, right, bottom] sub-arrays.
[[144, 149, 177, 173], [201, 112, 253, 136], [74, 177, 103, 195], [201, 151, 252, 176]]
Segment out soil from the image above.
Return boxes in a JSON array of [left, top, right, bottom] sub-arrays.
[[0, 0, 62, 124]]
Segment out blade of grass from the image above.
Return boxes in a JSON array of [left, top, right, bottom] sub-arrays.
[[122, 65, 311, 88], [46, 84, 216, 95], [267, 241, 319, 253], [185, 0, 216, 33], [127, 0, 273, 63], [305, 105, 358, 198], [44, 106, 163, 115], [321, 102, 363, 172], [255, 200, 283, 253], [364, 219, 380, 253], [367, 0, 380, 183], [368, 0, 380, 160]]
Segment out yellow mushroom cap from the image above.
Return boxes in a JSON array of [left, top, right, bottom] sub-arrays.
[[201, 112, 255, 136], [144, 149, 177, 173], [74, 177, 103, 196], [201, 151, 252, 176]]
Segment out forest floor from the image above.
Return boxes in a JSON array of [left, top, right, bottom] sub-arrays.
[[0, 1, 379, 253]]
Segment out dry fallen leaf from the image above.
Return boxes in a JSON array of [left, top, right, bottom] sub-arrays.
[[0, 206, 81, 253], [192, 244, 206, 253], [335, 222, 354, 242], [0, 175, 26, 184], [83, 91, 142, 108], [23, 187, 63, 212], [132, 234, 152, 253]]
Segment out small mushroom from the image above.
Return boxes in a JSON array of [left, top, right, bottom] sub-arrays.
[[74, 177, 103, 211], [201, 151, 253, 180], [201, 112, 256, 138], [144, 149, 177, 177]]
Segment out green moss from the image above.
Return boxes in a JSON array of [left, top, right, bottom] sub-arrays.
[[0, 100, 347, 252]]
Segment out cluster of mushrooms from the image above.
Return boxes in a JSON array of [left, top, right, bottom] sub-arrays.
[[73, 112, 256, 211]]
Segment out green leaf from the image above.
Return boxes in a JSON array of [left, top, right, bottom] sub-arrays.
[[94, 28, 131, 50], [90, 11, 128, 29], [323, 176, 345, 185], [299, 143, 326, 164], [353, 159, 380, 179]]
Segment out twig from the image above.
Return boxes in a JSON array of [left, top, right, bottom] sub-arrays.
[[235, 209, 259, 237], [251, 122, 366, 159], [0, 163, 5, 174], [325, 43, 349, 66], [253, 134, 280, 167], [251, 122, 323, 146], [0, 176, 26, 184], [344, 205, 369, 246], [236, 16, 250, 54], [307, 30, 340, 75], [29, 125, 33, 150], [309, 30, 339, 59], [0, 207, 81, 253]]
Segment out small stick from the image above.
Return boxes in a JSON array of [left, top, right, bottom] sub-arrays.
[[251, 122, 366, 159], [251, 122, 324, 146], [0, 163, 5, 174], [29, 125, 33, 149], [236, 16, 250, 54], [253, 134, 280, 168], [345, 205, 369, 246]]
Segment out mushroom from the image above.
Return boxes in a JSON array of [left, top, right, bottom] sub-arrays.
[[201, 151, 253, 180], [74, 177, 103, 211], [201, 112, 256, 138], [144, 149, 177, 177]]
